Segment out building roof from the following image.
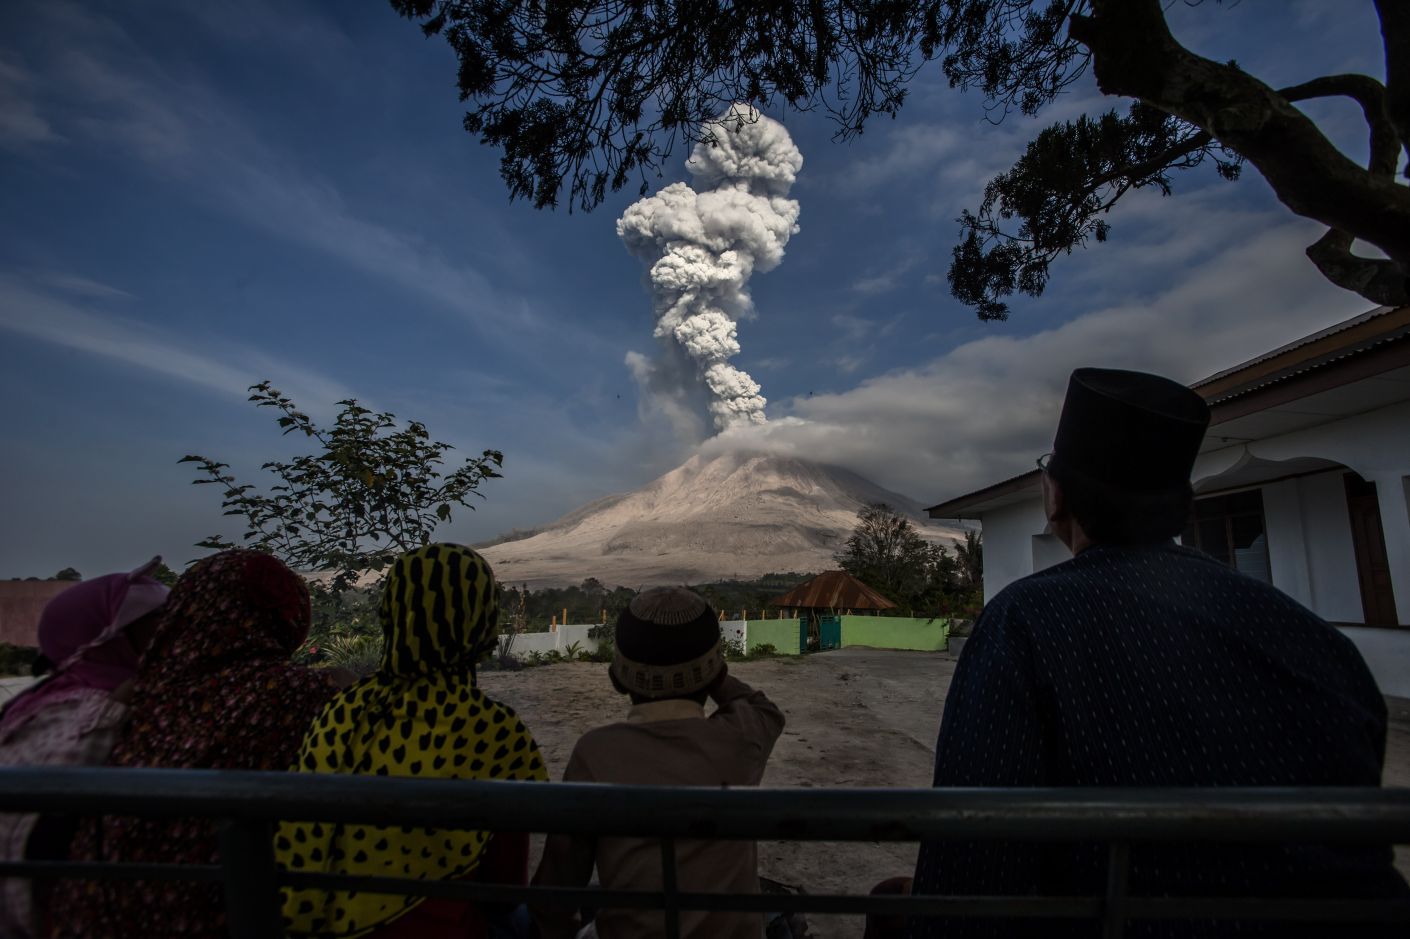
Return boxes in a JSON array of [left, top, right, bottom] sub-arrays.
[[767, 570, 897, 610], [0, 581, 72, 648], [1192, 304, 1410, 412], [925, 469, 1042, 520], [927, 305, 1410, 520]]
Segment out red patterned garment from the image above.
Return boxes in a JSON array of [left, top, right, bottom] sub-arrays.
[[51, 550, 339, 939]]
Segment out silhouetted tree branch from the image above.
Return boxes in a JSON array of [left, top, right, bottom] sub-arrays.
[[391, 0, 1410, 316]]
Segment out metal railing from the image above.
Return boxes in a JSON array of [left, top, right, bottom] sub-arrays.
[[2, 767, 1409, 938]]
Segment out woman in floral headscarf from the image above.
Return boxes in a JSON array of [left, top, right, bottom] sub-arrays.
[[278, 543, 547, 939], [51, 550, 340, 939], [0, 559, 169, 938]]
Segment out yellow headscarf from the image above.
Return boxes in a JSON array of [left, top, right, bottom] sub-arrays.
[[277, 544, 547, 938]]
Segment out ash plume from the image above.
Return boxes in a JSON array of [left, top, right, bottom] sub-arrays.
[[618, 105, 802, 431]]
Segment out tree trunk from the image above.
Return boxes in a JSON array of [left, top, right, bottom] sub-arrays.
[[1071, 0, 1410, 305]]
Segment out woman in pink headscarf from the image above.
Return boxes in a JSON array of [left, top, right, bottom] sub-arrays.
[[0, 558, 170, 938]]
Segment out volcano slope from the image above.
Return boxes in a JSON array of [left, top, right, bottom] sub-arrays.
[[480, 450, 964, 588]]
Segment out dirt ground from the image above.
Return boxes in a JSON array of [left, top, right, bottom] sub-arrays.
[[479, 648, 1410, 939]]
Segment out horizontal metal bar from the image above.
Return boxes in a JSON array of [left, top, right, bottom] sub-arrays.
[[9, 860, 1406, 925], [1, 768, 1408, 844], [0, 860, 225, 883], [1123, 898, 1410, 924]]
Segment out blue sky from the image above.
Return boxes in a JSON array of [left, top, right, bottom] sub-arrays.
[[0, 0, 1392, 578]]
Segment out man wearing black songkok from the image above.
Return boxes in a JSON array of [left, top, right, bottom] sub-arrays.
[[909, 368, 1407, 939]]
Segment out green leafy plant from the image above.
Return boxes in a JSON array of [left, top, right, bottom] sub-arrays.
[[748, 643, 778, 659], [182, 381, 503, 596], [318, 634, 383, 678], [721, 636, 746, 660], [563, 641, 583, 660]]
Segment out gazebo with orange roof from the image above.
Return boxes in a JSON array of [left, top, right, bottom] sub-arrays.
[[767, 570, 897, 615]]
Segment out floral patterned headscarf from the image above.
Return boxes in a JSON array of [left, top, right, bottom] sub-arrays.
[[51, 550, 338, 939]]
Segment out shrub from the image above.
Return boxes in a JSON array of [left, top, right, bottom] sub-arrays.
[[748, 643, 778, 659], [319, 635, 382, 678], [722, 637, 745, 660]]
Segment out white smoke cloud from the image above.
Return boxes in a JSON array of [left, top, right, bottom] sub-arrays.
[[617, 105, 803, 430]]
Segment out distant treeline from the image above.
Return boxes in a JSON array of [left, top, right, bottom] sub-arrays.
[[500, 573, 817, 631]]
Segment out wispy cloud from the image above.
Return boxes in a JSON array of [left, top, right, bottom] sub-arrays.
[[14, 2, 534, 340], [836, 124, 966, 193], [830, 311, 903, 342], [851, 254, 921, 295], [0, 273, 357, 410], [707, 216, 1373, 501], [0, 53, 58, 148], [30, 271, 135, 300]]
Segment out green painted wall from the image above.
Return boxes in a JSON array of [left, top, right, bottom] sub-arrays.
[[839, 615, 949, 652], [747, 618, 802, 655]]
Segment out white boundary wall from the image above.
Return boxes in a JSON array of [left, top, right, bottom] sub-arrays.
[[499, 623, 603, 659], [499, 620, 751, 660]]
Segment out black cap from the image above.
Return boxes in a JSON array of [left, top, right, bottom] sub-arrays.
[[1048, 368, 1210, 493], [616, 587, 721, 666]]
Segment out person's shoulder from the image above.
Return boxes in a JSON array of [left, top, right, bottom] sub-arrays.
[[573, 719, 633, 750], [1007, 542, 1231, 590], [1160, 543, 1319, 608]]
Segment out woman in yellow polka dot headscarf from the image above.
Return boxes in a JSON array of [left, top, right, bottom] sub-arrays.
[[277, 543, 547, 939]]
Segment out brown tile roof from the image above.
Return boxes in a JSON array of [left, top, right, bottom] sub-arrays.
[[766, 570, 897, 611], [0, 581, 72, 648]]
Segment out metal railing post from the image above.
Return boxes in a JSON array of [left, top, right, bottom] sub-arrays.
[[660, 837, 680, 939], [1102, 842, 1131, 939], [218, 819, 287, 939]]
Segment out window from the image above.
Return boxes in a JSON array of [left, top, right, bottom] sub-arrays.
[[1182, 490, 1272, 583]]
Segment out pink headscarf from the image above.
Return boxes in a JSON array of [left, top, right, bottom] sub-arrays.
[[0, 558, 170, 735]]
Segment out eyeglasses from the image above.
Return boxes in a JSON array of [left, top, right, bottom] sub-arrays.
[[1036, 452, 1053, 473]]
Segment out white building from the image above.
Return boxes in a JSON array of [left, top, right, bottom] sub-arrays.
[[927, 306, 1410, 695]]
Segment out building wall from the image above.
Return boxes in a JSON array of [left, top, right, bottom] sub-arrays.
[[1297, 472, 1364, 623], [1194, 400, 1410, 626], [1339, 627, 1410, 698], [1191, 401, 1410, 695], [504, 619, 806, 659], [1259, 477, 1312, 607], [980, 500, 1053, 604], [500, 623, 602, 659], [720, 619, 748, 651], [0, 582, 72, 648], [746, 619, 802, 655], [974, 402, 1409, 616], [840, 616, 949, 652]]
